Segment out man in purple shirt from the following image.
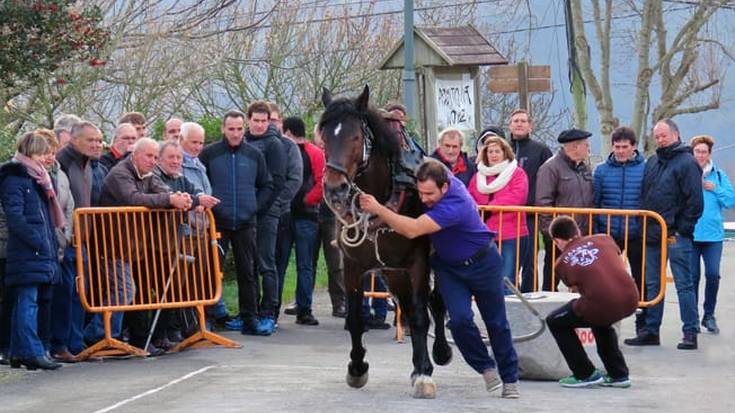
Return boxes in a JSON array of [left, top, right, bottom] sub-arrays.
[[360, 159, 520, 399]]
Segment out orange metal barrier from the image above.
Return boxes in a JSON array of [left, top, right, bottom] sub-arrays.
[[73, 207, 240, 360], [477, 205, 668, 308], [363, 272, 404, 342]]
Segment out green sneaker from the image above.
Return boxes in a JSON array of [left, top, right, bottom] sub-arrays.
[[559, 371, 603, 388], [600, 375, 631, 388]]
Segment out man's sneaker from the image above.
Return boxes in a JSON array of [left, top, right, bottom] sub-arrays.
[[501, 382, 520, 399], [256, 318, 276, 335], [296, 311, 319, 326], [482, 368, 502, 393], [223, 317, 243, 331], [559, 371, 603, 388], [284, 303, 298, 316], [623, 332, 660, 346], [600, 375, 631, 388], [677, 332, 698, 350], [702, 316, 720, 334]]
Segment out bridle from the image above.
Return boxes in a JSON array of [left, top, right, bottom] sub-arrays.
[[324, 119, 374, 185]]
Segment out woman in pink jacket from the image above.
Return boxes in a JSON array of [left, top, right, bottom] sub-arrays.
[[469, 135, 529, 289]]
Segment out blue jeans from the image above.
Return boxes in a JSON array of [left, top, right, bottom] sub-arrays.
[[294, 219, 319, 312], [431, 244, 519, 383], [497, 237, 524, 292], [362, 274, 388, 320], [643, 236, 699, 335], [257, 214, 280, 319], [84, 259, 134, 343], [51, 246, 82, 353], [692, 241, 723, 318], [10, 285, 46, 359], [519, 216, 539, 293]]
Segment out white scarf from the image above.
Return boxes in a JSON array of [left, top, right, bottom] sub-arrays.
[[702, 160, 713, 177], [476, 159, 517, 194]]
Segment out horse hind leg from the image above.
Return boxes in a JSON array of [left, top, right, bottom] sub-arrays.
[[429, 287, 453, 366], [345, 287, 369, 388]]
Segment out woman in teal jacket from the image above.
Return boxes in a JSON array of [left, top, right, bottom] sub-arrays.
[[690, 135, 735, 334]]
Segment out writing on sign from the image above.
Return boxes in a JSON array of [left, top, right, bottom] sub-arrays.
[[436, 75, 474, 130]]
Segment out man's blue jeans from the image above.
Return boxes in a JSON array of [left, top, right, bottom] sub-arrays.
[[294, 219, 319, 312], [643, 236, 699, 335], [362, 274, 388, 320], [431, 244, 519, 383], [84, 259, 134, 343], [692, 241, 723, 318], [51, 246, 87, 354]]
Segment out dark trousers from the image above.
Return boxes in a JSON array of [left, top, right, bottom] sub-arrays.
[[0, 258, 10, 352], [275, 212, 293, 315], [613, 237, 645, 331], [546, 301, 629, 380], [313, 218, 345, 311], [519, 215, 539, 293], [541, 233, 562, 291], [220, 226, 258, 327], [256, 214, 279, 319]]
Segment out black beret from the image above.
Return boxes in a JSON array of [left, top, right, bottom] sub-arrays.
[[557, 128, 592, 143]]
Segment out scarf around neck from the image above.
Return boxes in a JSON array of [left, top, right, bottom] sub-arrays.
[[13, 153, 65, 229], [702, 160, 713, 177], [475, 159, 517, 195]]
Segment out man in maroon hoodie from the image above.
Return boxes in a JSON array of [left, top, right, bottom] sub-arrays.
[[545, 216, 639, 388]]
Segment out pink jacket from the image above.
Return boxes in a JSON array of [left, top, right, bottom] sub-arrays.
[[468, 167, 529, 241]]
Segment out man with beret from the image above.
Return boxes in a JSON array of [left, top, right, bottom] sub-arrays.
[[535, 128, 594, 291]]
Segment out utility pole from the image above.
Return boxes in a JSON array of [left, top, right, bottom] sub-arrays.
[[565, 0, 587, 129], [403, 0, 417, 120]]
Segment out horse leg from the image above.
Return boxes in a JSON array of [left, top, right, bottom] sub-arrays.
[[344, 264, 369, 388], [390, 266, 435, 399], [429, 287, 453, 366]]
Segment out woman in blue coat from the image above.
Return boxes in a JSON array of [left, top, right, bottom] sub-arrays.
[[690, 135, 735, 334], [0, 131, 65, 370]]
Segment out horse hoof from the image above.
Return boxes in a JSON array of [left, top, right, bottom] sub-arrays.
[[346, 371, 369, 388], [412, 375, 436, 399], [433, 346, 453, 366]]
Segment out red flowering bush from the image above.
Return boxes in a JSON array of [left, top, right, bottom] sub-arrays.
[[0, 0, 110, 87]]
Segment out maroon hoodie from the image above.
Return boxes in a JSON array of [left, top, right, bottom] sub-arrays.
[[555, 234, 639, 325]]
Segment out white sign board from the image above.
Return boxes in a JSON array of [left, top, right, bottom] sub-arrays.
[[435, 74, 475, 131]]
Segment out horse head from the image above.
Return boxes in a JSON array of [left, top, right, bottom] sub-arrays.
[[318, 85, 378, 211]]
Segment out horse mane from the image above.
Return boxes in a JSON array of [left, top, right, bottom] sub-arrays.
[[319, 96, 400, 161]]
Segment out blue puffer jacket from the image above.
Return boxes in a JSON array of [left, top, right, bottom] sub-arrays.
[[593, 151, 646, 239], [693, 163, 735, 242], [0, 162, 59, 287], [640, 142, 703, 243], [199, 138, 273, 230]]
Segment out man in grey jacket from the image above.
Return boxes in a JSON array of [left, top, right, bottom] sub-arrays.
[[535, 129, 594, 291]]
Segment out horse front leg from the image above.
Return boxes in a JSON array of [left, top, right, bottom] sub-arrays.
[[391, 267, 435, 399], [344, 263, 369, 388], [429, 286, 453, 366]]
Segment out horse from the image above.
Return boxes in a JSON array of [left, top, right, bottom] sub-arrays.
[[319, 85, 452, 398]]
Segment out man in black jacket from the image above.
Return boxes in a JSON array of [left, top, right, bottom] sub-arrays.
[[245, 101, 287, 335], [624, 118, 703, 350], [506, 109, 553, 292]]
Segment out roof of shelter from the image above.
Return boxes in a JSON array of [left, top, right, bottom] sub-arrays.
[[379, 25, 508, 69]]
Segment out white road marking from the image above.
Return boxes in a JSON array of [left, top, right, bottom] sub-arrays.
[[90, 365, 215, 413]]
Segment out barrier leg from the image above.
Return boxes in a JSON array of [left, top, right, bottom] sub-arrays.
[[171, 305, 241, 352], [395, 304, 404, 343], [75, 311, 148, 361]]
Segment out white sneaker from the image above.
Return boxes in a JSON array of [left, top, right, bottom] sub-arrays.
[[502, 382, 520, 399], [482, 368, 502, 393]]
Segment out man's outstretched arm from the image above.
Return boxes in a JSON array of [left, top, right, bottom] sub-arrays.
[[359, 194, 440, 239]]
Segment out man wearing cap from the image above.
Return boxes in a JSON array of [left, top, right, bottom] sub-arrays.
[[472, 126, 506, 164], [535, 128, 594, 291]]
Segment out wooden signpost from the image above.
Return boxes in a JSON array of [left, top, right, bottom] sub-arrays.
[[488, 62, 552, 110]]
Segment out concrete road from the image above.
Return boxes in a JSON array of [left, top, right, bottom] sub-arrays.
[[2, 244, 734, 413]]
